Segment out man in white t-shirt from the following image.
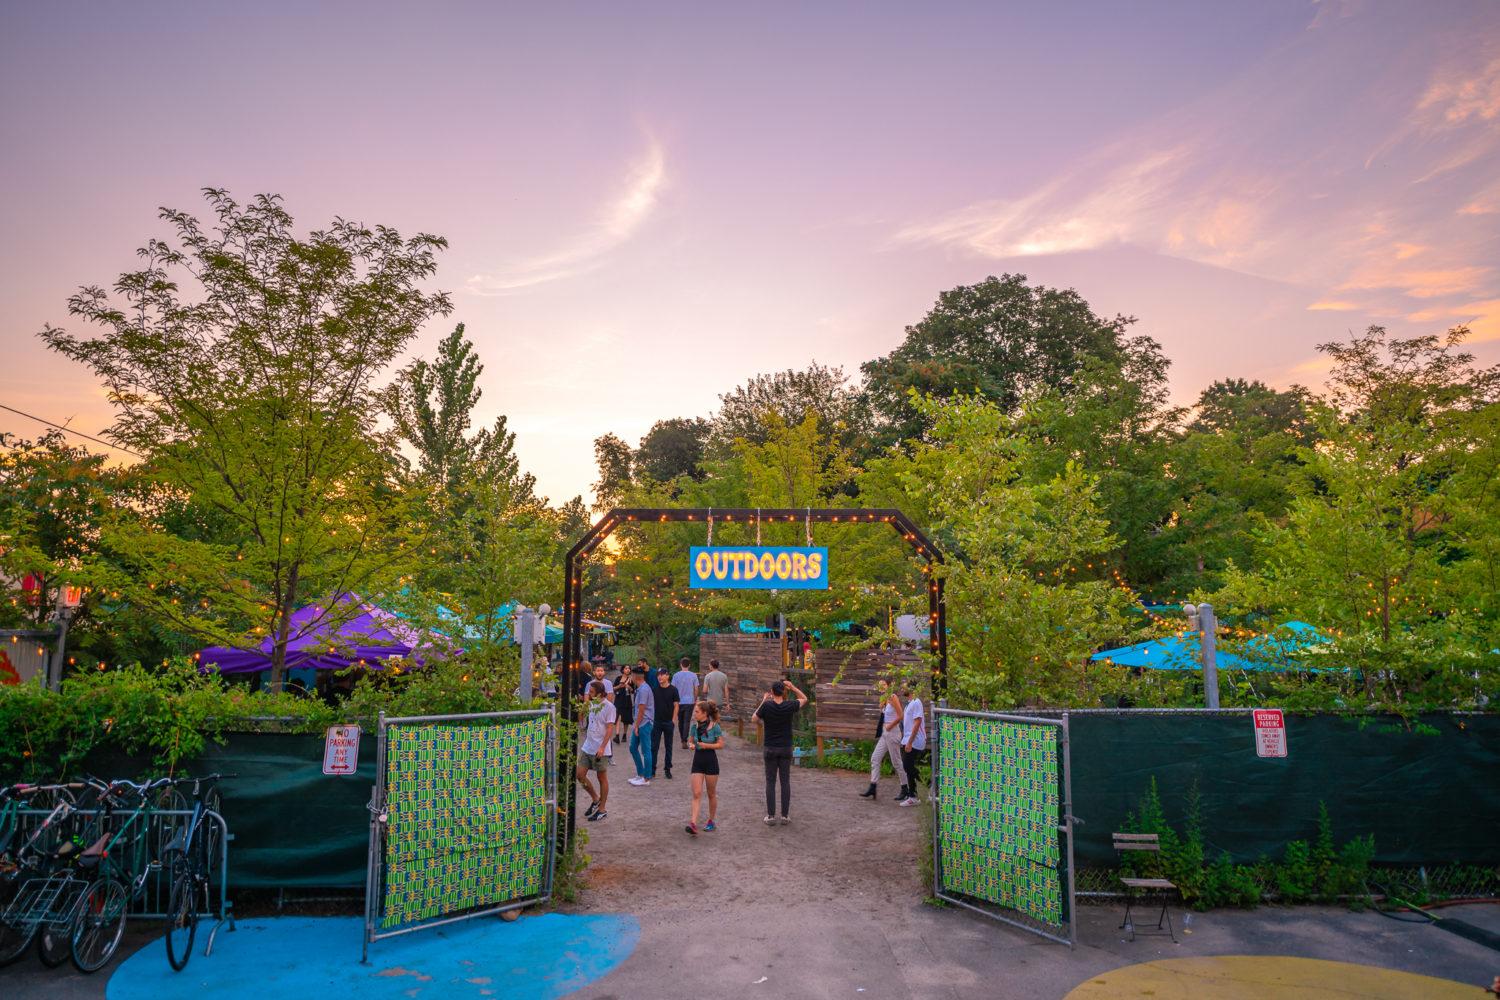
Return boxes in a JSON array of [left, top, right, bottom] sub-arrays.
[[576, 680, 617, 822], [898, 681, 928, 807]]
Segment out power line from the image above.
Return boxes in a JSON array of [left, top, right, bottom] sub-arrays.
[[0, 402, 143, 458]]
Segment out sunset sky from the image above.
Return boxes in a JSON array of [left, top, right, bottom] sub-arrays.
[[3, 1, 1497, 504]]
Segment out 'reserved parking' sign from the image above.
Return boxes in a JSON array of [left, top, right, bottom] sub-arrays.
[[1252, 709, 1287, 758]]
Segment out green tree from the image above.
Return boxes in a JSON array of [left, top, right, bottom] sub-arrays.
[[861, 274, 1138, 445], [868, 394, 1142, 706], [710, 363, 869, 455], [1020, 344, 1184, 588], [592, 433, 635, 510], [1159, 381, 1314, 593], [382, 323, 535, 500], [0, 431, 111, 629], [1213, 326, 1499, 703], [39, 189, 451, 691], [635, 417, 710, 484]]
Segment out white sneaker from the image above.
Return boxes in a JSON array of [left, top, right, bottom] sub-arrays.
[[899, 797, 918, 807], [640, 778, 651, 785], [764, 815, 776, 826], [627, 776, 645, 786]]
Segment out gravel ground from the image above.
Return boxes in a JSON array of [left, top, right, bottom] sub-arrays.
[[561, 734, 1500, 1000]]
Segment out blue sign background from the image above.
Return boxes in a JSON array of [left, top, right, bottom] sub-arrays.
[[689, 546, 829, 590]]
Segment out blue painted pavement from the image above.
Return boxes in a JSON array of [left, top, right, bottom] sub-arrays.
[[106, 913, 639, 1000]]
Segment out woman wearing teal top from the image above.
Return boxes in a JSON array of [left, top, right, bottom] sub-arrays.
[[685, 700, 725, 836]]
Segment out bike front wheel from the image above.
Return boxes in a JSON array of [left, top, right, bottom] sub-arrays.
[[71, 878, 128, 973], [37, 923, 71, 967], [164, 867, 199, 972], [0, 916, 35, 967]]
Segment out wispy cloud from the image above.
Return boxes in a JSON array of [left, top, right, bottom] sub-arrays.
[[467, 138, 667, 295], [893, 10, 1500, 369]]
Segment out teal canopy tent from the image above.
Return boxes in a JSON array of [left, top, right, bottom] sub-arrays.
[[1091, 621, 1333, 672]]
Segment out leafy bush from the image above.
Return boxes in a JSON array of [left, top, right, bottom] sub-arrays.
[[0, 651, 525, 780], [1121, 778, 1374, 909]]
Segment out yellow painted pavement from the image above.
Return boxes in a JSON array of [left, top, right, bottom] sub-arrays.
[[1065, 955, 1481, 999]]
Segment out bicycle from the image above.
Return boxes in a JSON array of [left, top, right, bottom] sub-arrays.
[[160, 772, 233, 971], [0, 782, 91, 968], [65, 776, 171, 973]]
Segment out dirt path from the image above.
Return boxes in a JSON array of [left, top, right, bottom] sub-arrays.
[[573, 732, 925, 914]]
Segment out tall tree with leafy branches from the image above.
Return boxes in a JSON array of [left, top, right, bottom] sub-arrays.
[[382, 323, 535, 501], [861, 273, 1139, 446], [39, 189, 451, 690], [1212, 326, 1500, 703]]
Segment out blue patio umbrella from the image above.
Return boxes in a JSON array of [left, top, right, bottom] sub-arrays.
[[1091, 621, 1332, 672]]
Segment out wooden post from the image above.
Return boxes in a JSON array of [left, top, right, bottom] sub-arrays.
[[816, 735, 825, 763]]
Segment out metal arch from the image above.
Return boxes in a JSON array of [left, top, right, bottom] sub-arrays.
[[558, 507, 947, 846]]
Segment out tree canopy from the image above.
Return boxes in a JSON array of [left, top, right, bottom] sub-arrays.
[[19, 191, 1498, 713]]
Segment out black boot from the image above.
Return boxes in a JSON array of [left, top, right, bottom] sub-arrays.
[[859, 782, 877, 799]]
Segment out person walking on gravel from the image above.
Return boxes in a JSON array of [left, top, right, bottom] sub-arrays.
[[684, 700, 725, 836], [671, 657, 698, 747], [702, 659, 730, 718], [860, 681, 904, 801], [754, 679, 806, 825], [627, 667, 656, 786], [651, 666, 681, 779], [576, 680, 616, 822], [898, 681, 928, 806]]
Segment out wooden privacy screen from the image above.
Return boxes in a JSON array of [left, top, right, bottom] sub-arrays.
[[697, 633, 785, 722], [812, 647, 925, 742]]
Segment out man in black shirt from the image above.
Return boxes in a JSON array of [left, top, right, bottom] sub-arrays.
[[753, 679, 807, 825], [650, 667, 681, 779]]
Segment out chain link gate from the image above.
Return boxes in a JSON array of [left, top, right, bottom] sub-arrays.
[[932, 708, 1077, 947], [362, 709, 557, 961]]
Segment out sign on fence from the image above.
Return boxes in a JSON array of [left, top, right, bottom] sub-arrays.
[[1253, 709, 1287, 758], [323, 725, 361, 775]]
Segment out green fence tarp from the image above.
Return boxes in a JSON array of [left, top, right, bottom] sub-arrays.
[[1067, 712, 1500, 866], [58, 710, 1500, 888]]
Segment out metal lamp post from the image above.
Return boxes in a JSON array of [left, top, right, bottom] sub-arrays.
[[1183, 602, 1220, 709], [50, 584, 83, 692], [515, 603, 551, 703]]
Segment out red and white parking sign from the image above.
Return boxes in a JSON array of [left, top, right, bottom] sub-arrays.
[[323, 725, 361, 775], [1252, 709, 1287, 758]]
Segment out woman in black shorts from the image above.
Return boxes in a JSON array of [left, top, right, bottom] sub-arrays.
[[685, 700, 724, 836]]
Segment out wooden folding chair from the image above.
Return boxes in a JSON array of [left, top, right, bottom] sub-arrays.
[[1113, 832, 1178, 943]]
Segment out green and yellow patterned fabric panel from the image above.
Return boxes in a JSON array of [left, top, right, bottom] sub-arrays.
[[937, 716, 1063, 927], [381, 717, 548, 928]]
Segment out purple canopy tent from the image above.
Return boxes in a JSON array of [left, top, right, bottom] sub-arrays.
[[197, 593, 448, 673]]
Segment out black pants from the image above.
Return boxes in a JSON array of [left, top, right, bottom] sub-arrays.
[[901, 746, 929, 792], [678, 706, 693, 743], [651, 721, 674, 775], [763, 747, 793, 817]]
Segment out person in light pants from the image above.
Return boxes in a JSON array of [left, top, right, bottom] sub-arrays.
[[898, 681, 928, 806], [859, 681, 904, 801]]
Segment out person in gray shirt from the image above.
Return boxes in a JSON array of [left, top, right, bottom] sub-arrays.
[[627, 666, 656, 785], [702, 659, 730, 718]]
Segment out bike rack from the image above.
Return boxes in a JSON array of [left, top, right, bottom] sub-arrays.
[[9, 807, 236, 958]]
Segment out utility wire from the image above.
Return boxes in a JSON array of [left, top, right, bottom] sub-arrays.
[[0, 402, 143, 458]]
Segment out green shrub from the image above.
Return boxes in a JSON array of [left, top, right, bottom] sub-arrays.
[[0, 650, 526, 780], [1119, 778, 1376, 910]]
